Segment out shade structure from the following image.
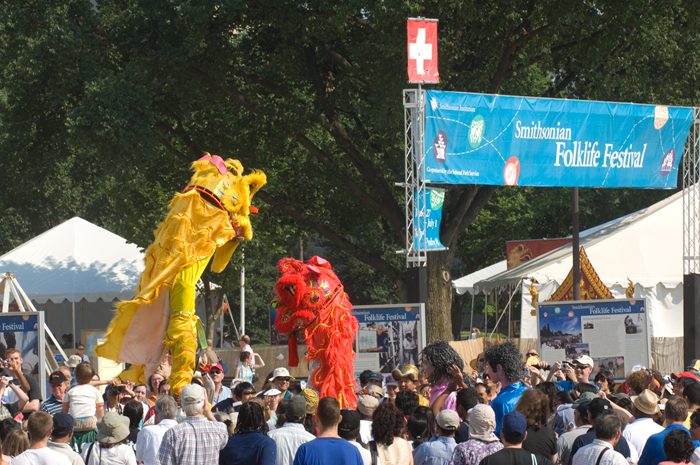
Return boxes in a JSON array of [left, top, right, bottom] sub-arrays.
[[0, 217, 144, 303]]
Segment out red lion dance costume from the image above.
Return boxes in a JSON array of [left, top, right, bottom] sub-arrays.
[[273, 256, 358, 408]]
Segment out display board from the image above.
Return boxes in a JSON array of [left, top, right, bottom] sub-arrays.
[[424, 90, 694, 188], [414, 188, 446, 250], [0, 312, 47, 402], [353, 304, 426, 375], [537, 299, 650, 380]]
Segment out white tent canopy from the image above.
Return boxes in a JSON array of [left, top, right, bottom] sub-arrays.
[[462, 190, 684, 344], [473, 191, 682, 294], [452, 260, 507, 295], [0, 217, 145, 303]]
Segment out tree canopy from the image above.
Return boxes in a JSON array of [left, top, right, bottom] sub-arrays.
[[1, 0, 699, 342]]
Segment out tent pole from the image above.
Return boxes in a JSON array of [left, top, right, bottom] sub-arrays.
[[71, 302, 76, 349], [508, 285, 512, 339], [484, 292, 489, 337], [469, 292, 475, 336], [495, 291, 500, 337], [573, 187, 581, 300]]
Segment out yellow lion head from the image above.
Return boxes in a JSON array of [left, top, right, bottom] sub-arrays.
[[187, 154, 266, 241]]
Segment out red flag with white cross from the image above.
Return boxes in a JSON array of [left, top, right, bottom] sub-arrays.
[[407, 19, 439, 83]]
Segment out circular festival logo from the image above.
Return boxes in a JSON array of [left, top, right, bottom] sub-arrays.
[[654, 106, 669, 130], [660, 148, 675, 176], [469, 115, 485, 148], [504, 156, 520, 186], [433, 130, 448, 163], [568, 311, 574, 317]]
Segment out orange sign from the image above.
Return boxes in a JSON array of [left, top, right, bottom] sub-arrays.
[[506, 238, 572, 268]]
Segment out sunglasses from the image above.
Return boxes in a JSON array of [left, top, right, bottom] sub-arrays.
[[276, 377, 291, 382], [210, 370, 223, 375], [574, 365, 589, 370], [242, 390, 255, 396], [526, 353, 538, 357]]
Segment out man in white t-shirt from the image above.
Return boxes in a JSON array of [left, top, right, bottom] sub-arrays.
[[622, 389, 664, 456], [11, 411, 71, 465], [338, 408, 381, 465], [136, 395, 179, 465]]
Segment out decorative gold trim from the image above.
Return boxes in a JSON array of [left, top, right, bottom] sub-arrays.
[[626, 278, 635, 298], [530, 280, 539, 309], [546, 247, 612, 302]]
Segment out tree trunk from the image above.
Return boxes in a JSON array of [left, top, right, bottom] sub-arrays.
[[426, 249, 456, 342]]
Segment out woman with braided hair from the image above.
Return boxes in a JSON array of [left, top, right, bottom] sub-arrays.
[[220, 402, 276, 465], [420, 341, 470, 415]]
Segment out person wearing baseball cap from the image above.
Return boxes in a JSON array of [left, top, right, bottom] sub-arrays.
[[47, 412, 83, 465], [621, 389, 663, 458], [572, 414, 628, 465], [337, 409, 372, 464], [556, 356, 595, 392], [557, 400, 593, 465], [268, 395, 315, 465], [40, 371, 69, 416], [414, 409, 459, 464], [156, 384, 227, 464], [356, 395, 378, 445], [570, 398, 635, 464], [480, 410, 555, 465]]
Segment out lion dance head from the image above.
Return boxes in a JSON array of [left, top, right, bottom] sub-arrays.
[[273, 256, 358, 408]]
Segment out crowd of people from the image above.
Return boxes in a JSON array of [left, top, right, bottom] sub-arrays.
[[5, 335, 700, 465]]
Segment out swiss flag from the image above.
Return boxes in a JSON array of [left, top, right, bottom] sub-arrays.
[[407, 19, 439, 83]]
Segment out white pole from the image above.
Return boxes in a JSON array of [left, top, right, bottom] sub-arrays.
[[72, 302, 76, 349], [240, 248, 245, 336]]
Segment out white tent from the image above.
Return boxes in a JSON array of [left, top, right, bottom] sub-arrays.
[[0, 217, 144, 303], [462, 191, 684, 372]]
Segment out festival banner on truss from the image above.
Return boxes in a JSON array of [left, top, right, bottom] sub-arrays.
[[423, 91, 694, 188], [414, 188, 446, 250]]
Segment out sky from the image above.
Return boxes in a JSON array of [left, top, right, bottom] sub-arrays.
[[541, 315, 581, 336]]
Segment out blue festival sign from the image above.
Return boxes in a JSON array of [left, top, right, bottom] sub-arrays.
[[424, 91, 694, 188], [414, 188, 446, 250]]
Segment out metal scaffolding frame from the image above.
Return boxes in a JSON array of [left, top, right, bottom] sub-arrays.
[[401, 88, 427, 267], [684, 108, 700, 274]]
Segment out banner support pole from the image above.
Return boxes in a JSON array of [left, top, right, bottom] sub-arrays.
[[572, 187, 581, 300]]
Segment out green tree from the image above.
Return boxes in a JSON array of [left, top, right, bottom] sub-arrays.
[[1, 0, 699, 344]]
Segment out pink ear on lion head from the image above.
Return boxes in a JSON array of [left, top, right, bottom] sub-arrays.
[[308, 256, 331, 268]]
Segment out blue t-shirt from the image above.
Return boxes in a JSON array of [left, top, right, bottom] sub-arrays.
[[293, 438, 363, 465], [220, 430, 276, 465], [490, 382, 527, 437], [638, 424, 700, 465]]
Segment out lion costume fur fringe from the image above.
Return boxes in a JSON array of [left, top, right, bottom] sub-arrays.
[[95, 155, 265, 395], [273, 256, 358, 408]]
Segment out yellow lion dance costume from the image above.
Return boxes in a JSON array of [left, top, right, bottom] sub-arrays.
[[96, 154, 266, 395]]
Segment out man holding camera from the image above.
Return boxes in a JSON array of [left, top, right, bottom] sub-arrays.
[[2, 349, 41, 413], [548, 356, 594, 392]]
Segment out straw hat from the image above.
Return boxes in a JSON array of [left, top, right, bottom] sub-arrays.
[[301, 388, 319, 414], [64, 355, 83, 368], [96, 412, 130, 444], [632, 389, 660, 415]]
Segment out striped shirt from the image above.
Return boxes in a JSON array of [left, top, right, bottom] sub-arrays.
[[155, 415, 227, 465], [40, 395, 64, 416]]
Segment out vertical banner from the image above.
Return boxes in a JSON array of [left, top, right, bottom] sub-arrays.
[[537, 299, 650, 380], [407, 19, 439, 83], [0, 312, 46, 402], [414, 188, 446, 250], [354, 304, 426, 375]]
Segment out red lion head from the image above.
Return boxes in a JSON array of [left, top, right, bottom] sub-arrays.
[[273, 256, 342, 335]]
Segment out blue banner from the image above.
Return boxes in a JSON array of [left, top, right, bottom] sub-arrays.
[[424, 91, 693, 188], [414, 188, 446, 250]]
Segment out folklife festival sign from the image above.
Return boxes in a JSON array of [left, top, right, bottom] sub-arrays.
[[414, 188, 446, 250], [424, 91, 694, 188]]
